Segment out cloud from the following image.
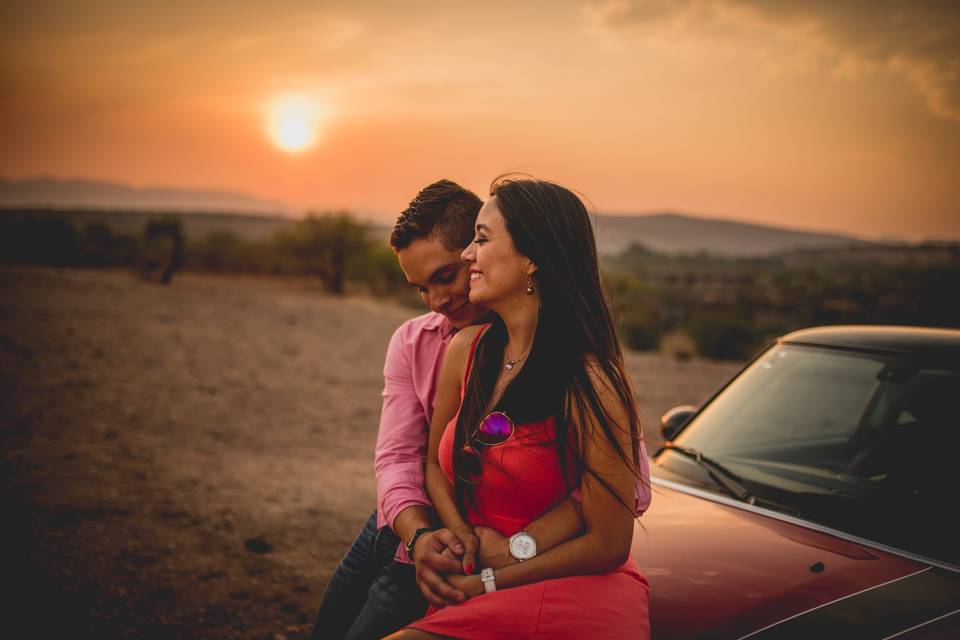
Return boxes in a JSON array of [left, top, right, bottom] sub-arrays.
[[583, 0, 960, 120], [0, 3, 369, 97]]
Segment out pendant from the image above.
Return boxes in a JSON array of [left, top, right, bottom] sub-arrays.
[[505, 360, 515, 371]]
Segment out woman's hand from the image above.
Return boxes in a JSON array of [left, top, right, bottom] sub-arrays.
[[412, 528, 467, 607], [447, 573, 484, 600], [451, 526, 480, 576]]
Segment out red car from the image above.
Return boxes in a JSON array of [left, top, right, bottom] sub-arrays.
[[631, 326, 960, 639]]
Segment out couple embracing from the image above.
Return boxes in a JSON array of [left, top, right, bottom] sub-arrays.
[[312, 177, 652, 639]]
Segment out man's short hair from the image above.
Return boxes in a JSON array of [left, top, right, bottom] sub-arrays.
[[390, 180, 482, 251]]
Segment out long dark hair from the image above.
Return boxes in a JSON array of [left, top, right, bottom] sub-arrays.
[[452, 176, 644, 514]]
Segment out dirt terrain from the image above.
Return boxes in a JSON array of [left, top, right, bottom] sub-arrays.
[[0, 267, 743, 639]]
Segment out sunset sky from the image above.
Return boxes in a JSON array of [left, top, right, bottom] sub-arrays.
[[1, 0, 958, 240]]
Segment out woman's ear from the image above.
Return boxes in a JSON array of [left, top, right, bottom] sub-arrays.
[[526, 260, 538, 276]]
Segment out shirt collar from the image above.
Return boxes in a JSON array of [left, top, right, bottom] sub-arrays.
[[425, 312, 458, 338]]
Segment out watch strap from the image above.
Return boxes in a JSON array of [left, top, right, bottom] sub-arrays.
[[405, 527, 434, 561], [480, 567, 496, 593]]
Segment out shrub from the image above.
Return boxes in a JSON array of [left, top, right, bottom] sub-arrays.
[[687, 313, 761, 361]]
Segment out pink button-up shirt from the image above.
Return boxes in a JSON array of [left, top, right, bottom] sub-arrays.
[[374, 312, 653, 564], [375, 311, 456, 563]]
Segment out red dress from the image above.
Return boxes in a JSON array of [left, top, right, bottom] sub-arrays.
[[407, 329, 650, 640]]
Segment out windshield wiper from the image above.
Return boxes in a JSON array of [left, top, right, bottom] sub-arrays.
[[663, 442, 756, 504]]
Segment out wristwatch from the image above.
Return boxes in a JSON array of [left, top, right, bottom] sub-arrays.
[[480, 567, 497, 593], [405, 527, 434, 561], [508, 531, 538, 561]]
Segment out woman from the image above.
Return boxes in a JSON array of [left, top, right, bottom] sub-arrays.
[[388, 177, 650, 639]]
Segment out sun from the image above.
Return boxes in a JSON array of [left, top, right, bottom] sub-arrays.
[[266, 94, 324, 153]]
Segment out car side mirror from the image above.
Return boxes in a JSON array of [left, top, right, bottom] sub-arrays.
[[660, 405, 697, 442]]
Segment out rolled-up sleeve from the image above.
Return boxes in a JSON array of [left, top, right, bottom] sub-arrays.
[[375, 325, 433, 532]]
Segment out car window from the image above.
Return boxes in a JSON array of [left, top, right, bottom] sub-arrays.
[[671, 344, 960, 564], [680, 346, 884, 456]]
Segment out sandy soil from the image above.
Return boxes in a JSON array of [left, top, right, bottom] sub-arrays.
[[0, 267, 743, 639]]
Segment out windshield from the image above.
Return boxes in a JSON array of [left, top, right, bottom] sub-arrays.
[[666, 343, 959, 565]]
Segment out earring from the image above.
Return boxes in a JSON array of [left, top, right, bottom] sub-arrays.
[[525, 276, 535, 295]]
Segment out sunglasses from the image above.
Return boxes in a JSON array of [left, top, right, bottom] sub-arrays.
[[456, 411, 516, 484]]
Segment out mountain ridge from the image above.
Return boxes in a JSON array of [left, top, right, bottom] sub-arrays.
[[0, 176, 292, 215], [592, 211, 870, 256], [1, 176, 873, 256]]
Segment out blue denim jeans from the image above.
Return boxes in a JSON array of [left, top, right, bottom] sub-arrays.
[[311, 510, 427, 640]]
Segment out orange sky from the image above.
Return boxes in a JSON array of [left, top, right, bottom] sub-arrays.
[[2, 0, 958, 240]]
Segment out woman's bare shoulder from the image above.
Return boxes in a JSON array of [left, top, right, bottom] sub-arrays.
[[449, 323, 489, 352], [445, 323, 491, 371]]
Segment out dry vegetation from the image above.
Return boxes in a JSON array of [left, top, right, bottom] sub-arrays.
[[0, 267, 742, 640]]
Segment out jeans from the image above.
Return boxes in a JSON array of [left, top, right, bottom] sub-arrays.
[[311, 511, 427, 640]]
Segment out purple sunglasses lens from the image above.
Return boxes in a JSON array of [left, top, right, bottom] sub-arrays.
[[476, 412, 513, 445]]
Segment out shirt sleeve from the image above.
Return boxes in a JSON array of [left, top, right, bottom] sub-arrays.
[[375, 324, 433, 532]]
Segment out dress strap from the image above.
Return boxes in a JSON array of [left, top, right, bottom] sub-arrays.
[[462, 323, 492, 390]]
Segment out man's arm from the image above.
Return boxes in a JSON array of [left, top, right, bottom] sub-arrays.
[[374, 323, 465, 606], [374, 325, 433, 540]]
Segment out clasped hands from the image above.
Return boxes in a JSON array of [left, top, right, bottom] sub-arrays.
[[411, 526, 517, 607]]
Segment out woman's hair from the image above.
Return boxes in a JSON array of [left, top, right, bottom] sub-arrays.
[[452, 175, 644, 514]]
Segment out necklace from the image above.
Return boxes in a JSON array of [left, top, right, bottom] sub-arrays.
[[504, 351, 528, 371]]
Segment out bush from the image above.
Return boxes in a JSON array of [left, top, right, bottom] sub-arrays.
[[687, 313, 761, 361], [354, 244, 410, 297], [0, 214, 80, 266], [187, 232, 267, 273], [78, 222, 138, 267], [619, 305, 662, 351], [604, 272, 664, 351]]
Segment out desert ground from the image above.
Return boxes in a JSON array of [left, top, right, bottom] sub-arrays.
[[0, 267, 743, 639]]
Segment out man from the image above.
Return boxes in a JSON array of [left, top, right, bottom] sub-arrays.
[[312, 179, 650, 639], [311, 179, 488, 639]]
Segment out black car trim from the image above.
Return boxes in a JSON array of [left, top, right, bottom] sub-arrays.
[[737, 566, 960, 639], [650, 476, 960, 574], [882, 607, 960, 639]]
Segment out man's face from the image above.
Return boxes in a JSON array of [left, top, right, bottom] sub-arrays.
[[396, 236, 489, 330]]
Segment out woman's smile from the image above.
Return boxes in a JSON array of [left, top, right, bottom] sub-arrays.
[[461, 197, 535, 308]]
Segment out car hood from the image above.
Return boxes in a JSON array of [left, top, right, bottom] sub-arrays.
[[632, 477, 928, 639]]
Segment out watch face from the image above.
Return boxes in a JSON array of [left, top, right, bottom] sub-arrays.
[[510, 533, 537, 560]]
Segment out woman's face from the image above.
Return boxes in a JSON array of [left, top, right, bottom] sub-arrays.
[[461, 196, 534, 308]]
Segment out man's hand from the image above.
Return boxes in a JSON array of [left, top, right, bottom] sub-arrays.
[[474, 526, 517, 571], [412, 528, 468, 607]]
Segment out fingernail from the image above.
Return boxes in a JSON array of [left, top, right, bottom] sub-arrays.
[[465, 563, 473, 574]]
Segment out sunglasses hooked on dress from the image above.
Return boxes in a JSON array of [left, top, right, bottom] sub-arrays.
[[456, 411, 516, 483]]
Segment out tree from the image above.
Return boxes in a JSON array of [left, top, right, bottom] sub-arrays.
[[141, 216, 184, 284], [275, 212, 372, 294]]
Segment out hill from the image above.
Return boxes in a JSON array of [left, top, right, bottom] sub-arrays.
[[0, 176, 291, 215], [593, 212, 870, 257], [2, 176, 872, 256]]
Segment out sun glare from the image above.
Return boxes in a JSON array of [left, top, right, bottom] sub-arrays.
[[266, 94, 324, 153]]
